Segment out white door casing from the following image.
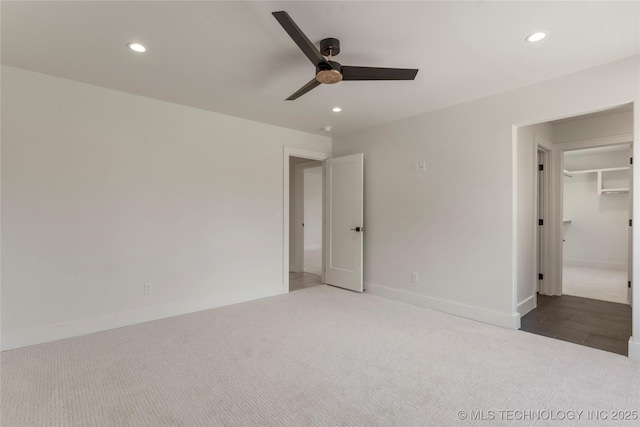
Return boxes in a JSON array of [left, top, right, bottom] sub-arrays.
[[535, 135, 557, 296], [629, 144, 634, 305], [324, 153, 364, 292], [537, 150, 545, 294]]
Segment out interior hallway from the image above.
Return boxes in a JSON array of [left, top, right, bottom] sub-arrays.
[[303, 249, 322, 276]]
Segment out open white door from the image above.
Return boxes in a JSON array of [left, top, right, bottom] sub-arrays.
[[324, 153, 364, 292], [629, 144, 634, 305], [537, 149, 545, 294]]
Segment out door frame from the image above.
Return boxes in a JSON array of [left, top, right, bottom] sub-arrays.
[[629, 144, 634, 306], [283, 147, 331, 293], [536, 145, 552, 297]]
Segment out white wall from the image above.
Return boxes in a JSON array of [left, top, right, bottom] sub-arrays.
[[332, 55, 639, 331], [1, 66, 331, 349], [563, 148, 630, 269], [303, 167, 322, 251], [554, 111, 634, 144]]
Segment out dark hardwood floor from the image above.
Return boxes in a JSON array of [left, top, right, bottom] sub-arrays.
[[519, 294, 632, 356]]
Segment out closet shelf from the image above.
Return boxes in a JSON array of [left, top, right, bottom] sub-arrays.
[[565, 166, 629, 175], [564, 166, 629, 195]]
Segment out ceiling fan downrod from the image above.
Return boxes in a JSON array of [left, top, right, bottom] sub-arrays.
[[316, 39, 342, 84]]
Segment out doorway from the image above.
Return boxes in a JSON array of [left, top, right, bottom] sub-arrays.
[[289, 158, 324, 292], [283, 147, 330, 293], [517, 104, 635, 356], [561, 145, 631, 304], [301, 164, 323, 276], [283, 147, 365, 294]]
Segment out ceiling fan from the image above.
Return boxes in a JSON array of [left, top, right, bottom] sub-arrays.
[[272, 11, 419, 100]]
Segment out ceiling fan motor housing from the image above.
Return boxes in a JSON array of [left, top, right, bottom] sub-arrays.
[[316, 60, 343, 84], [320, 38, 340, 57]]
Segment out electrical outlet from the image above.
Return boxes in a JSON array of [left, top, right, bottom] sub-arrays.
[[144, 283, 153, 294], [411, 272, 419, 283], [418, 161, 426, 172]]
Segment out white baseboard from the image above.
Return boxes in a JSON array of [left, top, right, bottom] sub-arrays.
[[365, 282, 520, 330], [629, 338, 640, 362], [517, 295, 537, 316], [563, 259, 627, 271], [1, 286, 281, 351]]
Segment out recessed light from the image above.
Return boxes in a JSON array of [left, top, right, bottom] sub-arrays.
[[322, 126, 332, 132], [332, 107, 342, 112], [127, 42, 146, 53], [525, 32, 547, 43]]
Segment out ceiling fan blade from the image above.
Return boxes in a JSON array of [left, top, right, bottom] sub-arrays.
[[286, 78, 322, 101], [272, 11, 326, 66], [342, 66, 419, 81]]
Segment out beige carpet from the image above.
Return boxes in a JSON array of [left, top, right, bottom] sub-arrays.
[[2, 285, 639, 426], [563, 265, 629, 304]]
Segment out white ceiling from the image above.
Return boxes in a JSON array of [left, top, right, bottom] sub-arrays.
[[2, 1, 639, 136]]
